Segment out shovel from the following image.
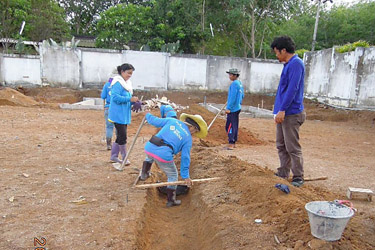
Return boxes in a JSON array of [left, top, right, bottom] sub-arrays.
[[113, 114, 147, 171], [207, 102, 227, 131]]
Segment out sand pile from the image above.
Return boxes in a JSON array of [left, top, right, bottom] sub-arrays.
[[181, 104, 263, 146], [0, 87, 39, 106], [188, 148, 373, 249]]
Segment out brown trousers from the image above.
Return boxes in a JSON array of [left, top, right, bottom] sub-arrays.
[[276, 111, 306, 179]]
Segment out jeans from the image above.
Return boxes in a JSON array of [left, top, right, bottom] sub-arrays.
[[104, 108, 114, 139], [145, 155, 178, 190]]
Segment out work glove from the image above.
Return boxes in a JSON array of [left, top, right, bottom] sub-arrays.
[[132, 100, 142, 112], [275, 183, 290, 194]]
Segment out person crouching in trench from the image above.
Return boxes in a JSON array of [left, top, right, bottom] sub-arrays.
[[140, 112, 208, 207]]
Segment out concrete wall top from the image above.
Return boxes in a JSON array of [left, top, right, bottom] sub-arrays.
[[206, 56, 251, 91], [79, 47, 123, 54], [249, 61, 282, 93], [122, 50, 169, 90], [40, 46, 81, 88], [304, 49, 332, 96], [356, 48, 375, 107], [81, 50, 122, 86], [329, 50, 357, 102], [168, 56, 207, 89], [1, 56, 41, 86]]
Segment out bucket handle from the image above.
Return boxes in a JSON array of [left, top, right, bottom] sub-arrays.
[[334, 200, 357, 212]]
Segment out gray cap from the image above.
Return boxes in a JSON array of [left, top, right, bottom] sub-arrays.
[[226, 68, 240, 75]]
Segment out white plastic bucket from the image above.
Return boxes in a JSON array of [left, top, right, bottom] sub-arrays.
[[305, 201, 354, 241]]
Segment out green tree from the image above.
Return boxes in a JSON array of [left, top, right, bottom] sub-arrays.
[[277, 1, 375, 51], [0, 0, 70, 52], [202, 0, 306, 58], [320, 2, 375, 47], [0, 0, 30, 51], [27, 0, 70, 42], [95, 3, 153, 50], [57, 0, 146, 35], [149, 0, 203, 53]]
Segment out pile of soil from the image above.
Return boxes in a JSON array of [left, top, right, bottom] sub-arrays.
[[136, 147, 374, 249], [20, 86, 100, 104], [180, 104, 263, 146], [0, 87, 39, 106]]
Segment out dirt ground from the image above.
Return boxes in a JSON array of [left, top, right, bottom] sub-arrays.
[[0, 86, 374, 250]]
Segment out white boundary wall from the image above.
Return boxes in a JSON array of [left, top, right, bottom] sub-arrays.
[[304, 47, 375, 108], [1, 45, 375, 108]]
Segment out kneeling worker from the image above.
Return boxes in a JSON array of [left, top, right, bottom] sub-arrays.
[[140, 112, 208, 207]]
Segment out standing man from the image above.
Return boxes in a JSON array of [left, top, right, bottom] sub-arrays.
[[271, 36, 306, 187], [225, 68, 244, 149]]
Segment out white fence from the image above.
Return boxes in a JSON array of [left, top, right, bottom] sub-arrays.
[[1, 44, 375, 108]]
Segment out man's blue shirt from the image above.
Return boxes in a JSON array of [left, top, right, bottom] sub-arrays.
[[226, 80, 244, 112], [144, 113, 192, 179], [273, 55, 305, 116]]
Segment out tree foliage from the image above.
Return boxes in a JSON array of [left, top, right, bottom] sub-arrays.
[[27, 0, 70, 42], [57, 0, 146, 35], [0, 0, 30, 40], [0, 0, 70, 52], [277, 1, 375, 51], [2, 0, 375, 57], [95, 4, 153, 50]]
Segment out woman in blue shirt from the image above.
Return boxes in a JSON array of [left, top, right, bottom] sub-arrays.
[[108, 63, 139, 164]]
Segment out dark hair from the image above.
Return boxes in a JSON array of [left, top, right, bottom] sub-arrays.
[[117, 63, 135, 74], [270, 36, 296, 53], [185, 117, 200, 131]]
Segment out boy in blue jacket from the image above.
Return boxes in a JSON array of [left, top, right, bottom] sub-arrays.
[[225, 68, 244, 149], [140, 112, 207, 207]]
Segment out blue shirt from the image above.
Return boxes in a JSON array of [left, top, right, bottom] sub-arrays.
[[226, 79, 244, 112], [108, 81, 133, 124], [144, 113, 192, 179], [101, 82, 111, 108], [273, 55, 305, 116], [160, 104, 177, 118]]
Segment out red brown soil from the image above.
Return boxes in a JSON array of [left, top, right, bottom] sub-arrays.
[[0, 87, 374, 249]]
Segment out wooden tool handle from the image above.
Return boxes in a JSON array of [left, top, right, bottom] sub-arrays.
[[134, 177, 220, 188], [304, 176, 328, 181]]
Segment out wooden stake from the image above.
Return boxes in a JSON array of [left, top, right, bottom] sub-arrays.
[[304, 176, 328, 181], [134, 177, 220, 188]]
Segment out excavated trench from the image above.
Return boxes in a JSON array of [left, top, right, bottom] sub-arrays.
[[134, 182, 223, 250]]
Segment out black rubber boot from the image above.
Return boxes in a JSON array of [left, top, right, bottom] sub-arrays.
[[166, 188, 181, 207], [140, 161, 152, 181], [106, 138, 112, 150]]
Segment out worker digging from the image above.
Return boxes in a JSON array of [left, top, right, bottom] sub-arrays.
[[139, 112, 208, 207]]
